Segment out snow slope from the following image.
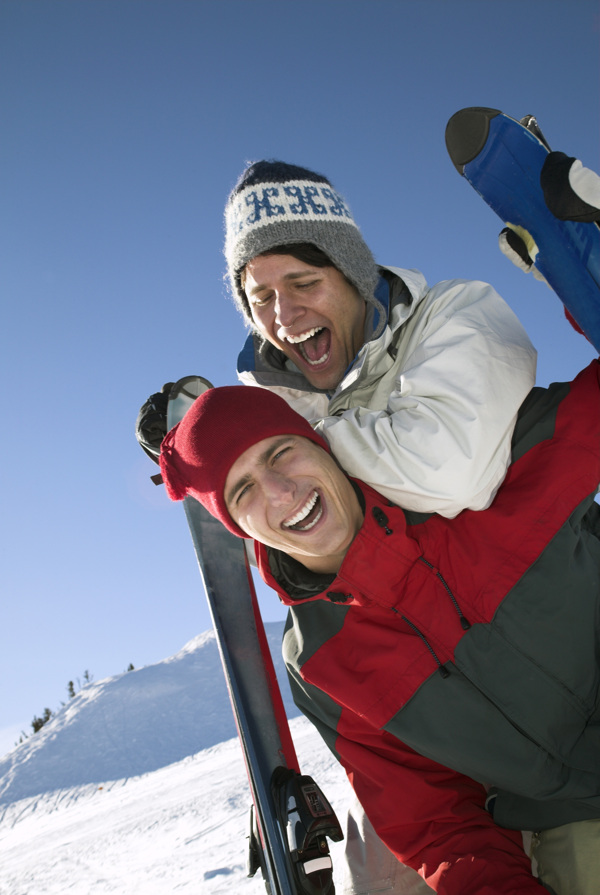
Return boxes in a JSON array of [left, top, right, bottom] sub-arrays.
[[0, 623, 354, 894], [0, 624, 301, 805]]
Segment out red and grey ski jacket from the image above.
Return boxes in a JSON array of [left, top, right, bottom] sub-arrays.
[[256, 360, 600, 895]]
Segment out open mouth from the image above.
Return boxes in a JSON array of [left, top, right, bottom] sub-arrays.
[[285, 327, 331, 367], [283, 490, 323, 532]]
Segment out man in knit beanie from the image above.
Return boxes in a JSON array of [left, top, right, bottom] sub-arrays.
[[221, 159, 537, 519], [158, 365, 600, 895]]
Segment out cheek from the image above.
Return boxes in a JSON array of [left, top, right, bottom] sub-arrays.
[[250, 306, 273, 336], [228, 498, 257, 536], [238, 507, 269, 540]]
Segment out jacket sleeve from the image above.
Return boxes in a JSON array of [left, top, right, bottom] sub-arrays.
[[283, 633, 543, 895], [317, 279, 537, 517], [335, 719, 544, 895], [298, 693, 544, 894]]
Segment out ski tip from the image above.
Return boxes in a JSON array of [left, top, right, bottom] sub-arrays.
[[445, 107, 502, 174]]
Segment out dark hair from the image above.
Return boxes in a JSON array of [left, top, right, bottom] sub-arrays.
[[260, 243, 333, 267], [238, 243, 334, 297]]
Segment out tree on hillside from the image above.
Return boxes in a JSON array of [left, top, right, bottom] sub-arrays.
[[16, 663, 125, 748], [31, 707, 52, 733]]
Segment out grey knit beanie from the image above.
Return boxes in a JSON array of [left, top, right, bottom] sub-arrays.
[[224, 160, 383, 330]]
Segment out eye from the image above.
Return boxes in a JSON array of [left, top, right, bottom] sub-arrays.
[[272, 446, 291, 463], [249, 292, 273, 308], [234, 482, 253, 505]]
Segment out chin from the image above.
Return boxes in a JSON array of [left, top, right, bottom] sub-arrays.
[[304, 367, 341, 390]]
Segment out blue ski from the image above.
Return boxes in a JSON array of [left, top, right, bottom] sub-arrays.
[[445, 106, 600, 352]]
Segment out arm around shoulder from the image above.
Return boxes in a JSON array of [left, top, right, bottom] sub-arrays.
[[308, 703, 543, 894], [318, 279, 537, 516]]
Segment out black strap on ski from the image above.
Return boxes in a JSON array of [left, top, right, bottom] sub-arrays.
[[271, 768, 343, 895]]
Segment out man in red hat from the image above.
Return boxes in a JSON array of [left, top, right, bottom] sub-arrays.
[[158, 357, 600, 895]]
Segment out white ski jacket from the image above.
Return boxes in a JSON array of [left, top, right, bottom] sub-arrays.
[[236, 266, 537, 517]]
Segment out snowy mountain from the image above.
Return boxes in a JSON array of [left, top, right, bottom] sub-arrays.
[[0, 623, 301, 805], [0, 622, 354, 894]]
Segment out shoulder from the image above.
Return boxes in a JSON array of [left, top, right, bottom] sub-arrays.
[[380, 267, 511, 330]]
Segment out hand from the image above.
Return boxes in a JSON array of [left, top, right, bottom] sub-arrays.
[[498, 226, 587, 340], [135, 383, 174, 463], [498, 226, 548, 284]]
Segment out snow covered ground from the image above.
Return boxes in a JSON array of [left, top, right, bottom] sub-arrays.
[[0, 623, 353, 894]]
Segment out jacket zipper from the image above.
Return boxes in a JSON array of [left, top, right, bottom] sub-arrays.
[[397, 612, 451, 679], [372, 505, 472, 678], [418, 557, 471, 631]]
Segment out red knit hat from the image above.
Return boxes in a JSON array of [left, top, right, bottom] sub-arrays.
[[159, 386, 329, 537]]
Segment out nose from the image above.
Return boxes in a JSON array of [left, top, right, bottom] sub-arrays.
[[274, 288, 305, 328], [262, 470, 296, 506]]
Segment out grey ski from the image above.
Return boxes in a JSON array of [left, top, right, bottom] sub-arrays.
[[166, 376, 342, 895]]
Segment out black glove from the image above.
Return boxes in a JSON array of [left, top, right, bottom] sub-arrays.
[[541, 151, 600, 223], [135, 382, 174, 463]]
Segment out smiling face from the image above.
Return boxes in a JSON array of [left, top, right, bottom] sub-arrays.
[[243, 254, 367, 391], [224, 434, 364, 574]]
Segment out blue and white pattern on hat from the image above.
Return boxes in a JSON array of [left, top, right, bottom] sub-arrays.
[[226, 179, 356, 245]]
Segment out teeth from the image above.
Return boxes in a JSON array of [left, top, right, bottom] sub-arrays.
[[285, 327, 323, 344], [299, 346, 330, 367], [283, 491, 319, 528], [297, 502, 323, 531]]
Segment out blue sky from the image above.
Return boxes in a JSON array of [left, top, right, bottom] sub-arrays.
[[1, 0, 598, 753]]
